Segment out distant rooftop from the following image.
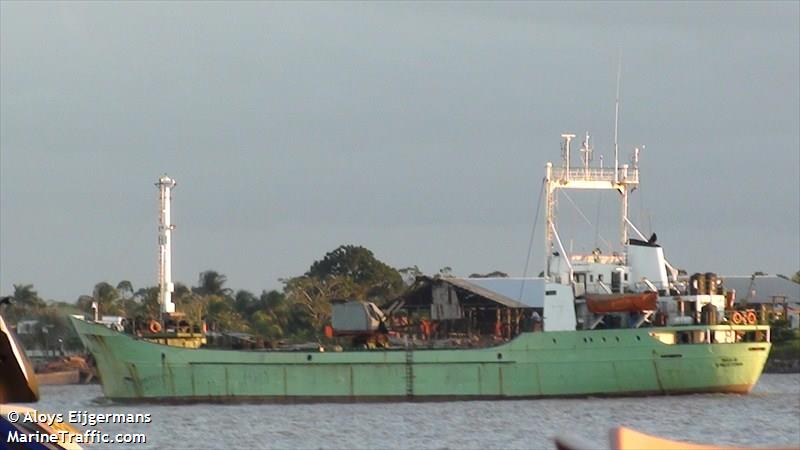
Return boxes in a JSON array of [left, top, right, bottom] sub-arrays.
[[721, 275, 800, 305]]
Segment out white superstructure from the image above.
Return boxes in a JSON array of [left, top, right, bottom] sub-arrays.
[[540, 133, 729, 331], [156, 175, 177, 314]]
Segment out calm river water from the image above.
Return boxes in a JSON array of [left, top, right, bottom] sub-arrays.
[[20, 373, 800, 449]]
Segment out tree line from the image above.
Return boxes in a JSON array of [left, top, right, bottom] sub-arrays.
[[3, 245, 444, 350]]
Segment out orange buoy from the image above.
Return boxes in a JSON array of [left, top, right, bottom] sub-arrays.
[[148, 320, 162, 334], [731, 311, 744, 325], [323, 324, 334, 338], [745, 311, 757, 325]]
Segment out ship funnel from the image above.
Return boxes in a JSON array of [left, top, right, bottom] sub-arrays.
[[626, 238, 669, 294]]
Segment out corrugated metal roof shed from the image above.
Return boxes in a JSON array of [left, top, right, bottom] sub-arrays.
[[460, 277, 546, 308], [393, 276, 537, 310], [445, 278, 531, 309]]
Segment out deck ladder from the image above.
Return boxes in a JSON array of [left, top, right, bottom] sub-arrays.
[[404, 346, 414, 397]]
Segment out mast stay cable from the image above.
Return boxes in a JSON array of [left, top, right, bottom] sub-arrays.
[[519, 179, 545, 302], [561, 190, 614, 253]]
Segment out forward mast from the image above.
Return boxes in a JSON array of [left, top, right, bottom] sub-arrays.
[[156, 175, 177, 314]]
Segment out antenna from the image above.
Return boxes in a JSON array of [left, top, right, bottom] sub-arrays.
[[614, 53, 621, 184], [561, 134, 575, 178], [580, 132, 592, 177]]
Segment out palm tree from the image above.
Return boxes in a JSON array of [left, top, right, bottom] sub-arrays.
[[93, 282, 121, 315], [2, 284, 45, 322], [116, 280, 134, 300], [194, 271, 232, 298], [76, 295, 95, 313], [250, 290, 291, 340], [12, 284, 44, 309], [204, 295, 248, 333], [173, 283, 191, 301], [234, 290, 258, 316], [134, 287, 161, 318]]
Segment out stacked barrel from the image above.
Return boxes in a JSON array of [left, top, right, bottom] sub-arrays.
[[689, 272, 722, 295]]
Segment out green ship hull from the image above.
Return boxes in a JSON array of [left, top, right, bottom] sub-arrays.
[[71, 317, 769, 402]]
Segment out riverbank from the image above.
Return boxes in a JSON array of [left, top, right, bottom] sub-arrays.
[[766, 338, 800, 373]]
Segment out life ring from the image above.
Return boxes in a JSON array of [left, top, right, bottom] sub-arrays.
[[746, 311, 757, 325], [731, 311, 744, 325], [148, 320, 162, 333]]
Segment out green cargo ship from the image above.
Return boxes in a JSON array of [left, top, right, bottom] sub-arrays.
[[71, 317, 769, 402], [71, 134, 771, 402]]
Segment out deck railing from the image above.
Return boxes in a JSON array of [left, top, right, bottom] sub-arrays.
[[570, 253, 625, 265], [551, 167, 639, 183]]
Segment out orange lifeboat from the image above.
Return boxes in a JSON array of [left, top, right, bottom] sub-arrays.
[[585, 291, 658, 314]]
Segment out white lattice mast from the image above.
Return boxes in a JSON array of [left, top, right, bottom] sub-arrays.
[[157, 175, 177, 314], [544, 133, 639, 282]]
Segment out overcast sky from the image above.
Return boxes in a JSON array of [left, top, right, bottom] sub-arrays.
[[1, 2, 798, 301]]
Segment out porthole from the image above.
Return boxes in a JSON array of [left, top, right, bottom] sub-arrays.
[[602, 337, 606, 342], [589, 338, 594, 343], [615, 336, 620, 342], [307, 354, 313, 361], [552, 338, 557, 344], [497, 353, 503, 360], [636, 336, 641, 341]]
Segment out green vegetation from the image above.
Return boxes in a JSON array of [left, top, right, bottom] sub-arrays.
[[1, 245, 412, 347], [770, 337, 800, 361], [769, 318, 800, 361], [1, 284, 84, 351]]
